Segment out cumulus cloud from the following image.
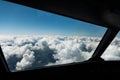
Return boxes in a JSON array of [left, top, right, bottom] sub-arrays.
[[0, 35, 102, 71], [16, 49, 35, 70]]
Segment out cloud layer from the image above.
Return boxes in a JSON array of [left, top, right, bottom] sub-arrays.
[[0, 35, 103, 71]]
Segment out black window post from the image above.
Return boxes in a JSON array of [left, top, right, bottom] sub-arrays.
[[89, 28, 119, 61], [0, 46, 10, 72]]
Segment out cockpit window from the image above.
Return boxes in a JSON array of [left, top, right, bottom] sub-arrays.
[[102, 32, 120, 60], [0, 1, 107, 72]]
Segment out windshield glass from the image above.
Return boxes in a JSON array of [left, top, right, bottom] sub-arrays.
[[0, 1, 107, 72], [102, 31, 120, 60]]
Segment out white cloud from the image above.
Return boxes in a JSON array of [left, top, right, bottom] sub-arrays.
[[0, 35, 101, 71], [16, 49, 35, 70]]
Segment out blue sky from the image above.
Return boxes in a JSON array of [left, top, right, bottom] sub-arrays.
[[0, 1, 107, 36]]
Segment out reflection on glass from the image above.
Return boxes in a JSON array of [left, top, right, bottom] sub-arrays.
[[0, 1, 106, 72], [102, 32, 120, 60]]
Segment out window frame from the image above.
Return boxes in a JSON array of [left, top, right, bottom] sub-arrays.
[[0, 0, 120, 73]]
